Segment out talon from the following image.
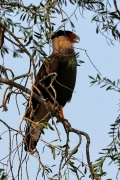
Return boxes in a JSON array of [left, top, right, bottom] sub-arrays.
[[64, 119, 71, 127], [56, 118, 71, 127], [45, 100, 71, 127]]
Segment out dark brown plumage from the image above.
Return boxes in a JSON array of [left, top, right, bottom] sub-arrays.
[[24, 30, 80, 153]]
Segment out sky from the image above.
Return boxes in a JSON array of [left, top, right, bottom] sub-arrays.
[[0, 1, 120, 180]]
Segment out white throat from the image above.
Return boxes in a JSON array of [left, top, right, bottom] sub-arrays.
[[52, 36, 74, 53]]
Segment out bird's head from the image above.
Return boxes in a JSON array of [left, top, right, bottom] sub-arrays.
[[51, 30, 80, 52], [51, 30, 80, 44]]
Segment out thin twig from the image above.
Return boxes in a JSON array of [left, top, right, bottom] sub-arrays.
[[0, 2, 40, 16], [85, 50, 102, 76], [0, 22, 36, 78], [68, 126, 100, 180], [113, 0, 120, 16]]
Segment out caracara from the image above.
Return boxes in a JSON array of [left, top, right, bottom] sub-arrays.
[[24, 30, 80, 153]]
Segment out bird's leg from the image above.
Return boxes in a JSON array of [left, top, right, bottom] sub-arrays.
[[55, 106, 64, 120], [55, 107, 71, 127], [45, 99, 54, 109], [46, 99, 71, 127], [45, 99, 64, 118]]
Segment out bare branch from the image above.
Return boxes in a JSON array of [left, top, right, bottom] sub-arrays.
[[0, 27, 4, 49], [0, 22, 36, 78], [68, 127, 101, 180], [113, 0, 120, 16], [0, 119, 18, 132]]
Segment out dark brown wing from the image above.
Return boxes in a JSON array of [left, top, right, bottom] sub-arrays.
[[24, 53, 61, 153], [35, 49, 77, 107]]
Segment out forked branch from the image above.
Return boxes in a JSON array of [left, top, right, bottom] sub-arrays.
[[0, 75, 100, 180]]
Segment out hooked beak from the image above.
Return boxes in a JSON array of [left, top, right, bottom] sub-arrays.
[[74, 35, 80, 43]]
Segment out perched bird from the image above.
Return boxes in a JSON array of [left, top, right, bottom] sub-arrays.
[[24, 30, 80, 153]]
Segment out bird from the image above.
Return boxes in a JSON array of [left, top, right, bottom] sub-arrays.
[[24, 30, 80, 153]]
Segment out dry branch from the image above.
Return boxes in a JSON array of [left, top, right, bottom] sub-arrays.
[[67, 127, 101, 180], [113, 0, 120, 16], [0, 27, 4, 48], [0, 21, 36, 77], [0, 75, 100, 179]]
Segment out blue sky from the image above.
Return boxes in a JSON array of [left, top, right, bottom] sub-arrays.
[[0, 1, 120, 179]]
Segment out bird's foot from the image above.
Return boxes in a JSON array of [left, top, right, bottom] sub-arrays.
[[55, 107, 71, 127], [56, 118, 71, 128], [45, 100, 71, 127]]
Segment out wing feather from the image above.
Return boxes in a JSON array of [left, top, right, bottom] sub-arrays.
[[24, 53, 60, 152]]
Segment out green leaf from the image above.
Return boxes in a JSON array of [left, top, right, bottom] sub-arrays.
[[61, 18, 67, 22], [89, 76, 95, 80], [97, 74, 101, 80], [40, 3, 44, 7], [65, 173, 68, 180], [96, 26, 99, 34], [100, 84, 107, 88], [70, 20, 75, 28], [0, 169, 4, 173], [84, 166, 87, 174], [71, 147, 78, 155], [113, 81, 115, 86], [42, 169, 44, 177], [69, 168, 76, 173], [32, 49, 36, 58], [49, 125, 54, 131], [108, 160, 113, 166], [106, 86, 111, 90], [93, 163, 101, 168], [22, 14, 26, 21], [68, 160, 74, 167], [90, 80, 97, 84], [106, 79, 112, 83], [52, 148, 56, 160], [50, 139, 59, 143]]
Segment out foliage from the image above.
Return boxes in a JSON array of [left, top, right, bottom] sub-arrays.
[[90, 116, 120, 180], [89, 74, 120, 92], [0, 169, 7, 180]]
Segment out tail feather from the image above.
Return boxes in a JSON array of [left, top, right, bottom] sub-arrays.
[[24, 102, 51, 153]]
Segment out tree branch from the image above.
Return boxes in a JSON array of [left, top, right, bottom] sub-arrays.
[[0, 22, 36, 77], [0, 2, 40, 16], [113, 0, 120, 16], [0, 77, 66, 123], [67, 127, 101, 180]]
